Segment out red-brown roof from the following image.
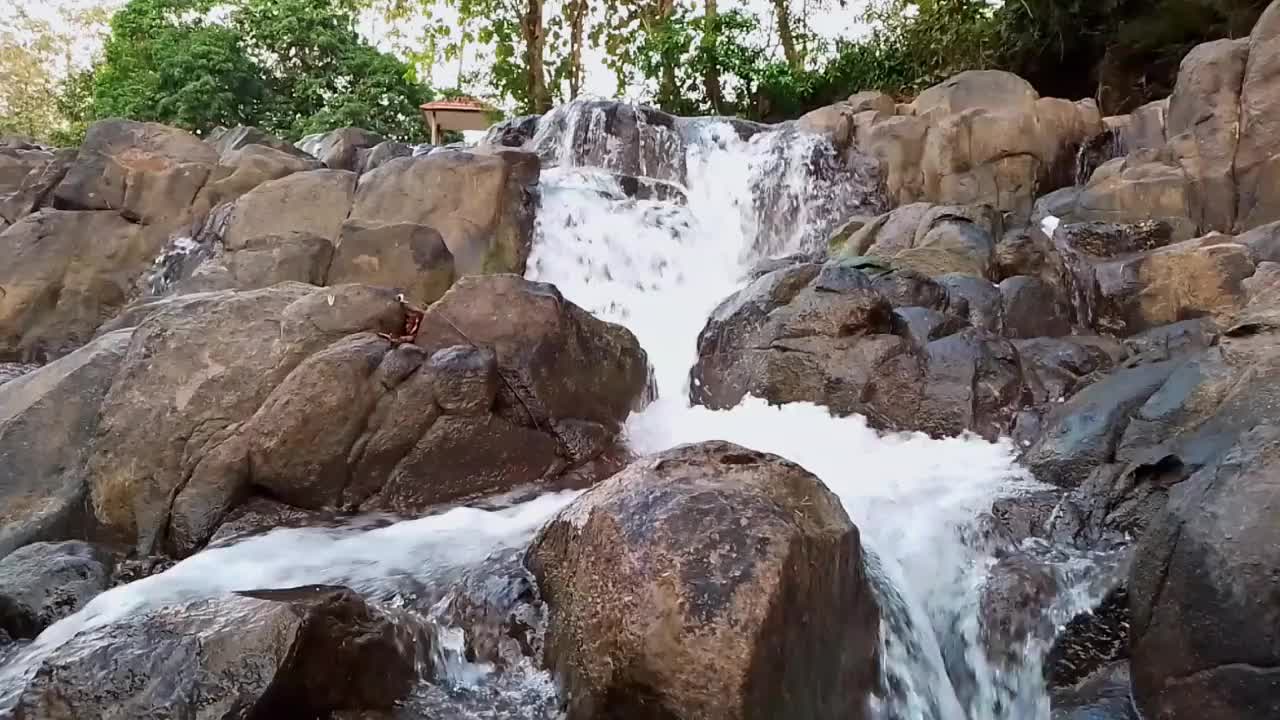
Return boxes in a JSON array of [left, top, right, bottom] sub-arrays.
[[420, 98, 493, 112]]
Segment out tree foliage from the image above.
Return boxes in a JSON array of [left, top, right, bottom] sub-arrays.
[[90, 0, 432, 140], [0, 6, 109, 144]]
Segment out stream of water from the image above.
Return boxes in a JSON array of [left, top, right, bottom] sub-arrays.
[[0, 102, 1107, 719]]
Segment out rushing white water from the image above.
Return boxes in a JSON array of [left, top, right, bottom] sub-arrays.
[[0, 103, 1106, 719]]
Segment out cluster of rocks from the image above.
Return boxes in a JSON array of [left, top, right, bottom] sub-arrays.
[[3, 4, 1280, 719]]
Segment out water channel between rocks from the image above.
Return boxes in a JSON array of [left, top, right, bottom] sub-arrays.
[[0, 104, 1113, 719]]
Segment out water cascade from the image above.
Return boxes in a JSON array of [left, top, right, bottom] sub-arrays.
[[0, 101, 1108, 719]]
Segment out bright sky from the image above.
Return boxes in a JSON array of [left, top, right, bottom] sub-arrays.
[[5, 0, 875, 106]]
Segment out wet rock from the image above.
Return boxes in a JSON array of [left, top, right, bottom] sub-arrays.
[[1054, 220, 1176, 258], [863, 328, 1025, 440], [532, 101, 686, 185], [938, 274, 1003, 332], [0, 541, 113, 639], [1122, 318, 1217, 359], [431, 547, 545, 671], [328, 222, 456, 306], [1047, 585, 1130, 689], [12, 585, 419, 719], [223, 168, 357, 249], [980, 554, 1059, 661], [1014, 337, 1119, 406], [208, 496, 326, 547], [346, 151, 538, 276], [1066, 233, 1256, 336], [528, 441, 880, 720], [894, 219, 995, 279], [297, 127, 385, 172], [415, 274, 650, 432], [0, 331, 131, 558], [1130, 424, 1280, 720], [995, 224, 1066, 286], [1001, 275, 1073, 338], [1051, 662, 1138, 720], [987, 490, 1062, 546], [54, 119, 218, 225], [0, 363, 39, 386], [1073, 152, 1198, 240], [893, 306, 967, 348], [1023, 360, 1180, 488]]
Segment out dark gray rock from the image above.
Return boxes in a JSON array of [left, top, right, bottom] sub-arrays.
[[0, 541, 113, 639], [1001, 275, 1073, 338], [1023, 360, 1180, 488], [1130, 424, 1280, 720]]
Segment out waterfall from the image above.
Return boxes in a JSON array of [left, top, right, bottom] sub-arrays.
[[0, 103, 1108, 720]]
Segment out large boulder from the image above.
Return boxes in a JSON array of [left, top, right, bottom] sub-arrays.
[[53, 119, 218, 226], [85, 283, 404, 553], [206, 125, 310, 160], [82, 277, 647, 556], [0, 211, 171, 360], [0, 540, 113, 639], [0, 330, 131, 558], [173, 232, 335, 294], [1073, 6, 1280, 234], [223, 168, 357, 249], [849, 71, 1101, 220], [690, 258, 1027, 440], [1130, 424, 1280, 720], [11, 585, 418, 719], [528, 441, 880, 720], [344, 150, 539, 277]]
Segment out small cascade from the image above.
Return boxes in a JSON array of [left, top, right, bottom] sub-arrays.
[[145, 202, 234, 296], [1073, 127, 1127, 187]]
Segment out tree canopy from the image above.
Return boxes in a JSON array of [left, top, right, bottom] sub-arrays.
[[88, 0, 431, 141]]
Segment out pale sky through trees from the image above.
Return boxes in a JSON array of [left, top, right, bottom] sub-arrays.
[[5, 0, 874, 106]]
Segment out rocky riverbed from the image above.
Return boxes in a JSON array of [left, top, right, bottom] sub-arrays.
[[2, 3, 1280, 719]]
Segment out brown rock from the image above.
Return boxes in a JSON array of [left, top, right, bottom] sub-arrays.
[[0, 330, 131, 559], [0, 210, 169, 361], [1235, 2, 1280, 230], [85, 283, 403, 553], [12, 585, 418, 719], [53, 119, 218, 226], [528, 441, 880, 720], [328, 222, 456, 306], [223, 168, 356, 249], [346, 151, 539, 276]]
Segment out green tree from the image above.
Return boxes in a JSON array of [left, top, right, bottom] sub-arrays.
[[90, 0, 432, 140], [0, 6, 110, 143]]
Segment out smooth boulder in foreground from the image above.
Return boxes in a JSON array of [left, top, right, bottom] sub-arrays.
[[528, 440, 880, 720]]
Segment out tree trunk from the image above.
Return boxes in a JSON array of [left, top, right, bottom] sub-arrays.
[[654, 0, 677, 111], [568, 0, 587, 98], [702, 0, 723, 114], [771, 0, 800, 71], [521, 0, 551, 113]]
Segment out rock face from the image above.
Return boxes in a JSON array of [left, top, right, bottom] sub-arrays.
[[689, 256, 1031, 440], [831, 71, 1100, 219], [528, 441, 880, 720], [1072, 5, 1280, 234], [71, 276, 646, 556], [1130, 424, 1280, 720], [12, 585, 418, 719], [0, 331, 131, 558], [0, 211, 170, 360], [0, 541, 112, 639], [344, 150, 539, 278], [223, 168, 357, 248]]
